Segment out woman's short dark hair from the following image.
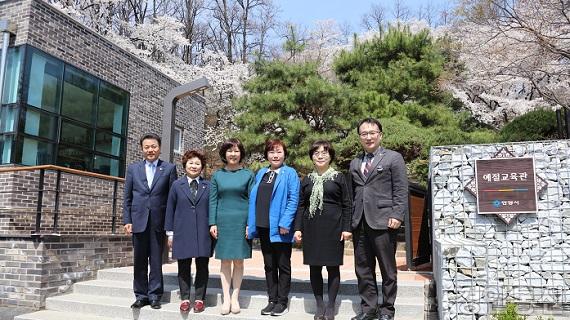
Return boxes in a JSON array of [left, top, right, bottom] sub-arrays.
[[357, 118, 383, 134], [264, 139, 288, 160], [219, 138, 246, 163], [309, 140, 335, 162], [139, 133, 161, 146], [182, 150, 206, 169]]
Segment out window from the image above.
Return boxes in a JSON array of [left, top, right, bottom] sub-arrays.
[[26, 50, 63, 112], [61, 66, 97, 124], [0, 135, 14, 164], [2, 46, 22, 104], [0, 46, 130, 176], [60, 120, 93, 147], [57, 145, 91, 171], [18, 138, 55, 166], [98, 82, 127, 135], [0, 107, 18, 133], [23, 109, 57, 140], [174, 127, 183, 154], [93, 155, 121, 176]]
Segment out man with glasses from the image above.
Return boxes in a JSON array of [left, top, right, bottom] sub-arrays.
[[349, 118, 408, 320]]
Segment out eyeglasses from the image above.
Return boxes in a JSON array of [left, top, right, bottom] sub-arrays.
[[359, 131, 380, 138], [312, 151, 330, 157]]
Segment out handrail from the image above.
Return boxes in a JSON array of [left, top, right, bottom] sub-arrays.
[[0, 164, 124, 235], [0, 165, 125, 182]]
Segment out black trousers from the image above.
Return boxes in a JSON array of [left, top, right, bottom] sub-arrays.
[[258, 227, 292, 305], [132, 224, 165, 301], [353, 220, 398, 316], [177, 257, 209, 301]]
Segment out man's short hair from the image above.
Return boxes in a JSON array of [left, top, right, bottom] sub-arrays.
[[357, 118, 383, 134], [139, 133, 162, 146]]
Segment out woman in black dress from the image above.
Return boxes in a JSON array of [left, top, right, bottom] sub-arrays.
[[294, 140, 352, 320]]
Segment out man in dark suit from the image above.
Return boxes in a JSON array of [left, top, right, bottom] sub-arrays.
[[349, 118, 408, 320], [123, 133, 177, 309]]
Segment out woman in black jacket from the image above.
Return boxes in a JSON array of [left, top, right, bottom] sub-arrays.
[[294, 140, 352, 320]]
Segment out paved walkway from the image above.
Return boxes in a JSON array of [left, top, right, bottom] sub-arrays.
[[163, 248, 432, 283]]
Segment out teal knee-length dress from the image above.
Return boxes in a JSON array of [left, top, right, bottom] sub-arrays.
[[209, 167, 255, 260]]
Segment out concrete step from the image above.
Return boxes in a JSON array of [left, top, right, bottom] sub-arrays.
[[15, 309, 431, 320], [16, 309, 430, 320], [96, 267, 427, 298], [15, 310, 115, 320], [71, 280, 424, 316], [41, 293, 423, 320]]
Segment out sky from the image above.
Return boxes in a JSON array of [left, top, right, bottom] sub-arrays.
[[277, 0, 454, 32]]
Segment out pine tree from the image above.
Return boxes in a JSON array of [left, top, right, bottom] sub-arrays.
[[235, 27, 496, 184], [234, 60, 359, 174], [333, 26, 496, 183]]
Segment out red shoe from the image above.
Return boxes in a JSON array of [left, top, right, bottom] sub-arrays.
[[180, 300, 191, 313], [194, 300, 205, 313]]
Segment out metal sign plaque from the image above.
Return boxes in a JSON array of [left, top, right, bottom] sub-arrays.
[[475, 157, 537, 222]]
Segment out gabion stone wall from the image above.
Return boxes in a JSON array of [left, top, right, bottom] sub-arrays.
[[430, 140, 570, 320]]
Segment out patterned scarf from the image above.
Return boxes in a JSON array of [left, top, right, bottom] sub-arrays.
[[307, 167, 338, 218]]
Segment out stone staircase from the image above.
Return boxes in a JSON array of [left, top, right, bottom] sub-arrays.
[[15, 266, 431, 320]]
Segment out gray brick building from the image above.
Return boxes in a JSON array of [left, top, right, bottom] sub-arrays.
[[0, 0, 206, 309]]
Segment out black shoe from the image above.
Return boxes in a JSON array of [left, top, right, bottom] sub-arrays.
[[350, 312, 377, 320], [270, 303, 288, 316], [261, 302, 276, 315], [150, 300, 161, 309], [378, 315, 394, 320], [131, 299, 149, 308]]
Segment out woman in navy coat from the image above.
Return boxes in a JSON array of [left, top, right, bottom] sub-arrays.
[[165, 150, 212, 314]]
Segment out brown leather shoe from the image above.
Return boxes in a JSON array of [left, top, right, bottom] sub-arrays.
[[180, 300, 191, 313], [194, 300, 205, 313]]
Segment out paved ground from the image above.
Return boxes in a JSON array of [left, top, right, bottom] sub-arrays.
[[164, 247, 433, 283], [0, 307, 33, 320], [0, 248, 432, 320]]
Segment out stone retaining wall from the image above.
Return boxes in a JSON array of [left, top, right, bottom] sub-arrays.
[[430, 140, 570, 319], [0, 235, 132, 308]]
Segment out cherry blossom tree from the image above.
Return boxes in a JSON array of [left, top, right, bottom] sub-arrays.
[[445, 0, 569, 127]]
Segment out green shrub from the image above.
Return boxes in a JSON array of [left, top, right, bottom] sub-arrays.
[[493, 303, 527, 320], [499, 109, 559, 142], [492, 303, 554, 320]]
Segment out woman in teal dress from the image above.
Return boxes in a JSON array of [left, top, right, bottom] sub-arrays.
[[209, 138, 254, 315]]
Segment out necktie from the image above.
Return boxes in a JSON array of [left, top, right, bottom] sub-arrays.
[[190, 179, 198, 201], [363, 153, 374, 177], [147, 163, 155, 188]]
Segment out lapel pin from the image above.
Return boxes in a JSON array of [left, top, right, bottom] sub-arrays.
[[159, 167, 163, 171], [377, 165, 384, 172]]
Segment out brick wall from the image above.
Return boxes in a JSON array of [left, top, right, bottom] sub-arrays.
[[0, 169, 124, 236], [0, 0, 208, 310], [0, 0, 206, 167], [0, 235, 132, 308]]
